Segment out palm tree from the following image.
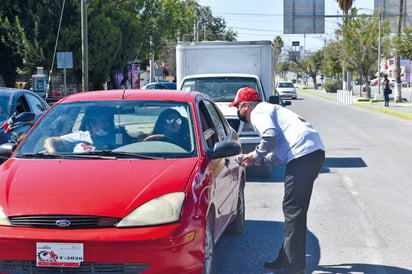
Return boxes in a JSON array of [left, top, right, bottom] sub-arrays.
[[337, 0, 354, 90], [273, 36, 284, 64], [337, 0, 353, 15]]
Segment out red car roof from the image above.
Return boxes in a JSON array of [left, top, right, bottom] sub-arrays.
[[58, 89, 194, 103]]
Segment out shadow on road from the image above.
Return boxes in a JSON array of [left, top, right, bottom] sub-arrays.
[[247, 156, 367, 182], [215, 220, 410, 274]]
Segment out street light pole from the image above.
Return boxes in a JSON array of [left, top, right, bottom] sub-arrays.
[[81, 0, 89, 92], [377, 8, 382, 96]]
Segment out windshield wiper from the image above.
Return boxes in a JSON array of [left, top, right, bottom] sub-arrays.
[[76, 150, 163, 159], [16, 152, 66, 159]]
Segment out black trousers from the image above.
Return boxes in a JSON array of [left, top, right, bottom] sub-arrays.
[[276, 149, 325, 272]]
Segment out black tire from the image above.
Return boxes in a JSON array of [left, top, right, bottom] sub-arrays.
[[203, 213, 215, 274], [226, 183, 245, 235]]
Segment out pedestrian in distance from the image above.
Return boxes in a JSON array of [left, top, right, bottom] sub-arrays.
[[229, 87, 325, 274], [382, 74, 391, 107]]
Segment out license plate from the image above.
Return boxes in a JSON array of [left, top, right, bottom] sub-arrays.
[[36, 242, 84, 267]]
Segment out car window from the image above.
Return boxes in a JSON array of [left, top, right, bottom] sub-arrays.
[[15, 95, 30, 114], [24, 93, 47, 114], [15, 100, 197, 158], [278, 82, 294, 88], [203, 99, 228, 142], [181, 77, 260, 102], [198, 101, 219, 149]]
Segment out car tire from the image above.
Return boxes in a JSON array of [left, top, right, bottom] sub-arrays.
[[203, 213, 215, 274], [225, 182, 245, 235]]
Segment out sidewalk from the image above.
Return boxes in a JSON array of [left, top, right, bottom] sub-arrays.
[[299, 88, 412, 120]]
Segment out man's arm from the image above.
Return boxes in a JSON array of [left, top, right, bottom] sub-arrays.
[[44, 136, 63, 153]]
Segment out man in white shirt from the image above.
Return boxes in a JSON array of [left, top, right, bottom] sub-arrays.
[[229, 87, 325, 274], [44, 108, 117, 153]]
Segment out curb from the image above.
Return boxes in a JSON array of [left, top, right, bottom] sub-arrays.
[[298, 88, 412, 121]]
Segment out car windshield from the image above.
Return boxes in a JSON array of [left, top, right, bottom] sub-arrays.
[[180, 77, 260, 102], [278, 82, 294, 88], [15, 100, 197, 159]]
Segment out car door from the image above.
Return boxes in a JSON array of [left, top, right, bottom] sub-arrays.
[[198, 98, 239, 231]]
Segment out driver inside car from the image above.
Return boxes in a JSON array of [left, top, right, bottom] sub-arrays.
[[144, 108, 191, 151], [44, 107, 117, 153]]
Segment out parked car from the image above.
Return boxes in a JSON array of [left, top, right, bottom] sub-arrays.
[[275, 81, 297, 99], [143, 81, 177, 90], [354, 78, 363, 85], [0, 87, 49, 145], [0, 89, 245, 273], [370, 77, 396, 87]]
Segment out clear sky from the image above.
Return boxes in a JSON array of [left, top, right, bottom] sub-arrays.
[[197, 0, 375, 52]]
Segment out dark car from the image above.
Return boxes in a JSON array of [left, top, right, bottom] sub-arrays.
[[354, 78, 363, 85], [143, 82, 177, 90], [0, 88, 49, 145]]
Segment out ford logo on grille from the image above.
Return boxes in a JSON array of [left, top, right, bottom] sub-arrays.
[[56, 219, 71, 227]]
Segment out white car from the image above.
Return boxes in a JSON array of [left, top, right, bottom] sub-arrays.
[[276, 81, 297, 99]]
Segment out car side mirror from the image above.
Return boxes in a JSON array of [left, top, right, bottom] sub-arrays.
[[209, 141, 241, 159], [268, 95, 280, 105], [15, 112, 36, 122], [0, 142, 16, 159], [268, 95, 291, 106]]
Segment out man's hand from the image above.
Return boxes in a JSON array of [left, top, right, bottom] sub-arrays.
[[236, 152, 257, 167]]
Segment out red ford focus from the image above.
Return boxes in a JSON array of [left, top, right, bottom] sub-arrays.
[[0, 90, 246, 273]]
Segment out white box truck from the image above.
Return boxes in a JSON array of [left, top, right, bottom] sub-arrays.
[[177, 40, 289, 177]]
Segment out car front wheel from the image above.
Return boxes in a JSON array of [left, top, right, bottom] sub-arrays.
[[225, 183, 245, 235], [203, 213, 215, 274]]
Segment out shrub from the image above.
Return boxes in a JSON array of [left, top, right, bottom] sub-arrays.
[[324, 79, 340, 93]]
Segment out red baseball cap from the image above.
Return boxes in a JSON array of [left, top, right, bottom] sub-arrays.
[[228, 87, 262, 107]]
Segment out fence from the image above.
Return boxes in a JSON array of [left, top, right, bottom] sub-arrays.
[[337, 89, 353, 104]]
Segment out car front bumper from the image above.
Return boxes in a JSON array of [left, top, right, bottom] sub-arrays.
[[0, 216, 205, 273]]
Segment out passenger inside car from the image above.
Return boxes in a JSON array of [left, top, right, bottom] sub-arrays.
[[144, 108, 191, 151]]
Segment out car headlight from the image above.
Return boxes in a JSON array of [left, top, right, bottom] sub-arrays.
[[0, 207, 11, 226], [116, 192, 185, 227]]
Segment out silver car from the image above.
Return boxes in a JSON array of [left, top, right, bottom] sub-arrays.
[[276, 81, 297, 100]]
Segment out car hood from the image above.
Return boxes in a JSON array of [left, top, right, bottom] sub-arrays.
[[216, 102, 239, 117], [0, 158, 198, 217]]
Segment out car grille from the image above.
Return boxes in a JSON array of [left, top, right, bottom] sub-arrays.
[[0, 260, 148, 273], [9, 215, 121, 229]]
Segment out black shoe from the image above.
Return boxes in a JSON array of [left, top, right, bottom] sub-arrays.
[[264, 259, 282, 269]]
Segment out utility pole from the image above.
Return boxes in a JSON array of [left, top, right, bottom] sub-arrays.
[[394, 0, 405, 102], [377, 8, 382, 96], [81, 0, 89, 92]]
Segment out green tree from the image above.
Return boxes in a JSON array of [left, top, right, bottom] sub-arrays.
[[323, 41, 342, 78], [395, 27, 412, 59], [303, 51, 324, 89], [334, 8, 391, 98], [0, 0, 63, 86], [0, 0, 233, 90], [273, 36, 283, 64], [193, 2, 237, 41]]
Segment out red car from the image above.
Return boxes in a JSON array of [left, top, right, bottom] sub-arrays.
[[0, 90, 245, 273]]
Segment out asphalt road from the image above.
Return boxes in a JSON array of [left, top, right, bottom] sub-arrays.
[[215, 92, 412, 274]]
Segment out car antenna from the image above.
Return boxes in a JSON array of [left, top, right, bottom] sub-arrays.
[[121, 87, 126, 99]]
